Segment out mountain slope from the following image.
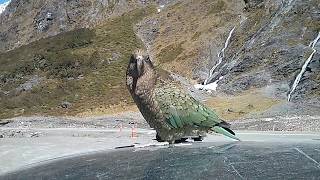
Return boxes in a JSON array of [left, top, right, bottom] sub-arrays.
[[138, 0, 320, 117], [0, 7, 155, 119], [0, 0, 320, 120], [0, 0, 149, 52]]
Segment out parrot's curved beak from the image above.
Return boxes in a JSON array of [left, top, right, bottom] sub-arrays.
[[136, 56, 144, 76]]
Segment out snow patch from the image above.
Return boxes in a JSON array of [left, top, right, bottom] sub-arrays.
[[0, 1, 10, 14], [157, 5, 165, 13], [195, 76, 224, 93]]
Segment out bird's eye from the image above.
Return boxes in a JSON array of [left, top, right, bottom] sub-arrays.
[[146, 56, 151, 63]]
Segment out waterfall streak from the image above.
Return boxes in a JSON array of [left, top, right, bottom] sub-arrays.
[[287, 32, 320, 101], [204, 27, 235, 85]]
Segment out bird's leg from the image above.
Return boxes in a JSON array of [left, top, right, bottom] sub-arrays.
[[155, 133, 165, 142], [192, 136, 203, 142], [168, 140, 175, 146]]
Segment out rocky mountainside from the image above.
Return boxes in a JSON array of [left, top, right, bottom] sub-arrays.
[[0, 0, 153, 52], [218, 0, 320, 99], [138, 0, 320, 117], [0, 0, 319, 120]]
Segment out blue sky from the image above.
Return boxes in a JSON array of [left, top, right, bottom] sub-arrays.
[[0, 0, 9, 5]]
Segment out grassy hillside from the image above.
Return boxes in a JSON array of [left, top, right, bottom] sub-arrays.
[[0, 7, 155, 119]]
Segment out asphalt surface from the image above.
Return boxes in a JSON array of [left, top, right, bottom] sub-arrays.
[[1, 131, 320, 180]]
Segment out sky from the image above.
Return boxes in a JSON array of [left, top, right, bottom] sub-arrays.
[[0, 0, 9, 4]]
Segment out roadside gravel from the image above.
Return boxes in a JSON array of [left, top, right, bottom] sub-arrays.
[[1, 112, 320, 139]]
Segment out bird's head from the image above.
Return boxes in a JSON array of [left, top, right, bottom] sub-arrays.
[[126, 49, 158, 95], [127, 49, 154, 78]]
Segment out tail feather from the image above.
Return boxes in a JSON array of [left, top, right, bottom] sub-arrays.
[[212, 126, 240, 141], [217, 121, 231, 129], [224, 127, 235, 136]]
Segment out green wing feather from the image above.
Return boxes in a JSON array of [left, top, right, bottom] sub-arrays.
[[155, 83, 222, 128], [155, 82, 240, 141]]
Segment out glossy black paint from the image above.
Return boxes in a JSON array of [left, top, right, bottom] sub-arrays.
[[1, 141, 320, 180]]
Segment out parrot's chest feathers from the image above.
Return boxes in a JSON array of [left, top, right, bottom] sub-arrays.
[[134, 81, 156, 110], [134, 71, 156, 97]]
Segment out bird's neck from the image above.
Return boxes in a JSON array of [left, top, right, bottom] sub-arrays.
[[135, 68, 157, 99]]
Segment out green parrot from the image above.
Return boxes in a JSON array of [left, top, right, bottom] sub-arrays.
[[126, 49, 240, 144]]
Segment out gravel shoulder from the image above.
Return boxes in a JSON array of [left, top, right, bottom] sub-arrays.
[[1, 112, 320, 138]]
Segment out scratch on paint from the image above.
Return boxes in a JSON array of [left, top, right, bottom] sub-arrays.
[[294, 148, 320, 168], [230, 164, 245, 180]]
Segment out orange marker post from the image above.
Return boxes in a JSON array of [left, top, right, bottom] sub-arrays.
[[131, 124, 138, 138], [119, 123, 123, 133]]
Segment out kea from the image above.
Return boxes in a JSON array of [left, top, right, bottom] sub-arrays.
[[126, 49, 240, 144]]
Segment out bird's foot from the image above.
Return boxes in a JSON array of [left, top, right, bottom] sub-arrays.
[[192, 136, 203, 142], [155, 134, 165, 142], [174, 138, 188, 144]]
